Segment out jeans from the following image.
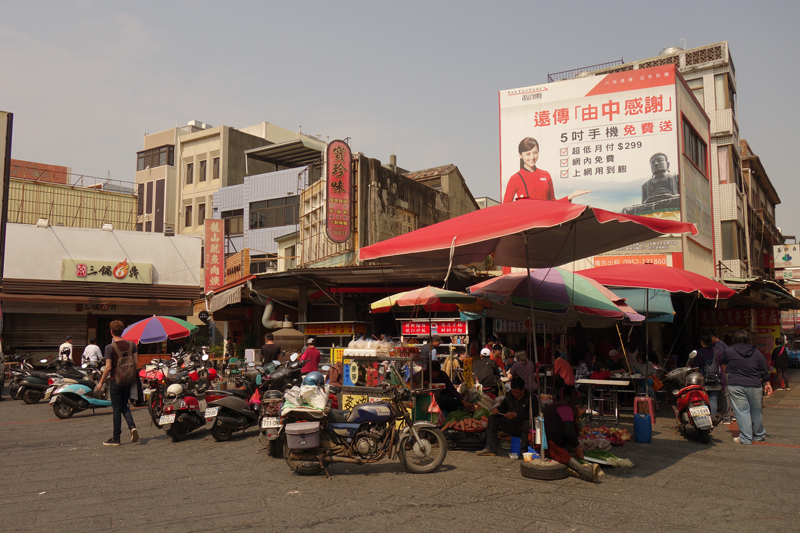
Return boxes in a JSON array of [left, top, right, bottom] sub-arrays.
[[720, 387, 733, 423], [707, 390, 720, 417], [110, 381, 136, 441], [728, 385, 765, 444], [486, 414, 530, 453]]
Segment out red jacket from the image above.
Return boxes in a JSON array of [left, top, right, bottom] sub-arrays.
[[300, 347, 321, 373], [503, 168, 568, 204]]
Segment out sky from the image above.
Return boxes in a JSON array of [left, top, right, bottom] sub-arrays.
[[2, 1, 799, 235]]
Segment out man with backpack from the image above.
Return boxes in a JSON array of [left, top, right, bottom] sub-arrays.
[[97, 320, 141, 446], [698, 335, 724, 417]]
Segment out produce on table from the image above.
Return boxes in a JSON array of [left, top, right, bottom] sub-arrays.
[[583, 449, 634, 468], [441, 409, 487, 432], [579, 425, 631, 447], [473, 408, 490, 420], [578, 437, 611, 452]]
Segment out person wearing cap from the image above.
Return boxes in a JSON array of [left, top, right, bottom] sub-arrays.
[[300, 338, 321, 374], [472, 347, 502, 396], [418, 335, 441, 364], [607, 349, 625, 371], [58, 335, 74, 365]]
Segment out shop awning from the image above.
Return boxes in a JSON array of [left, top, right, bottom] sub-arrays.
[[209, 285, 242, 313], [611, 288, 675, 323], [0, 292, 192, 308]]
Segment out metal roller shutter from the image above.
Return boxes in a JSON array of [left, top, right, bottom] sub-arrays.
[[3, 314, 88, 351]]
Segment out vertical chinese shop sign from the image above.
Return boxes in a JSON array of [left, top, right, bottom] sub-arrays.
[[326, 140, 352, 243], [204, 219, 225, 293]]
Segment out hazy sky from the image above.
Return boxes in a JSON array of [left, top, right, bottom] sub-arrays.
[[2, 2, 799, 235]]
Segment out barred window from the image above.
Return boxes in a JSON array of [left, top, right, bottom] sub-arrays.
[[136, 145, 174, 171]]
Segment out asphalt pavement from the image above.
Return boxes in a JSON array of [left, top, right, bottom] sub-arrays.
[[1, 372, 799, 533]]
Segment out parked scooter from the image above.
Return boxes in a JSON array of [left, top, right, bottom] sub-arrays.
[[49, 364, 110, 419], [13, 359, 89, 404], [205, 365, 271, 442], [279, 366, 447, 476], [663, 350, 716, 443]]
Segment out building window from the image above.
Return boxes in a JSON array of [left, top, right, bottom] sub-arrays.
[[185, 204, 193, 228], [250, 255, 277, 274], [198, 203, 206, 225], [715, 73, 735, 113], [717, 145, 742, 192], [186, 162, 193, 185], [222, 209, 244, 236], [721, 221, 746, 261], [249, 196, 300, 229], [213, 157, 220, 180], [199, 160, 207, 182], [136, 145, 174, 171], [145, 181, 153, 214], [686, 78, 704, 108], [682, 120, 707, 175], [285, 245, 296, 270]]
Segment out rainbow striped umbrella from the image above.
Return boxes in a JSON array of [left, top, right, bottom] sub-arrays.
[[122, 316, 199, 344]]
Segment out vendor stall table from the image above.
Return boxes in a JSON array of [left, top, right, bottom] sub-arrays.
[[576, 378, 630, 425]]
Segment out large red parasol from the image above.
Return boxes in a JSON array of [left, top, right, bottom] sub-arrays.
[[576, 263, 736, 300], [358, 199, 697, 268]]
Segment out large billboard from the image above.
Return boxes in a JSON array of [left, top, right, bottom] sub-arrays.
[[499, 65, 680, 222]]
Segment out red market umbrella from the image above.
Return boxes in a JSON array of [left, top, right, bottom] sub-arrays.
[[576, 264, 736, 300], [122, 316, 199, 344], [358, 199, 697, 269]]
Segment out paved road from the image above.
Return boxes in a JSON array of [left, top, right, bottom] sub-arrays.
[[1, 373, 799, 533]]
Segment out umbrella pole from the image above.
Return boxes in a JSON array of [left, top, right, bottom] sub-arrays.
[[645, 288, 649, 367], [524, 235, 543, 460]]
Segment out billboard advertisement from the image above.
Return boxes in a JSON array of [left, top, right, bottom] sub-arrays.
[[499, 65, 680, 222]]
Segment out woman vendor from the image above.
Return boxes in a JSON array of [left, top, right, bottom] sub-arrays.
[[543, 401, 600, 482]]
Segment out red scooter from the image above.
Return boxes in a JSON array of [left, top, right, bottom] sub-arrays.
[[662, 350, 715, 443]]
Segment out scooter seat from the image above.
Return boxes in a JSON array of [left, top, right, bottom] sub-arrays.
[[77, 380, 97, 390], [228, 388, 251, 398], [328, 409, 350, 423]]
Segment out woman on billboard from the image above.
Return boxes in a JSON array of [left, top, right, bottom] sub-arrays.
[[503, 137, 591, 204]]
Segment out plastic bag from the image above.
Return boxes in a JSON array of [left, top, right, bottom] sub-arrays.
[[300, 384, 327, 410], [284, 386, 302, 406]]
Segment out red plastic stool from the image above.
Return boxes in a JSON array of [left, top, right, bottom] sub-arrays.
[[634, 396, 655, 424]]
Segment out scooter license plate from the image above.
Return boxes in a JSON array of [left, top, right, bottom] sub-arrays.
[[690, 406, 712, 429], [204, 407, 219, 419], [159, 414, 176, 425], [689, 406, 710, 417], [261, 417, 280, 429], [49, 395, 58, 405], [44, 386, 55, 400]]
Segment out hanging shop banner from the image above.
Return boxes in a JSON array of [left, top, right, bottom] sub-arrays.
[[204, 219, 225, 293], [699, 307, 781, 360], [61, 259, 153, 284], [225, 248, 251, 284], [774, 244, 800, 268], [304, 323, 367, 336], [401, 321, 468, 336], [325, 140, 352, 244]]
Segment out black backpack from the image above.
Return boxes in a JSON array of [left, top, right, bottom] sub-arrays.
[[702, 354, 721, 385], [112, 342, 138, 387]]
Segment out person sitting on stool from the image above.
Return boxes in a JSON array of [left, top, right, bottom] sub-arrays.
[[476, 377, 531, 457], [426, 361, 477, 417]]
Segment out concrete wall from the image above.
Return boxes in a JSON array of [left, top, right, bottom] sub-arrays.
[[4, 223, 201, 286]]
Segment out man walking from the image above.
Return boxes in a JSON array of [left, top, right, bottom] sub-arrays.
[[58, 335, 74, 365], [720, 330, 772, 445], [97, 320, 140, 446], [710, 331, 732, 424]]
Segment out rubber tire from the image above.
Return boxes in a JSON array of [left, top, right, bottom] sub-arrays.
[[397, 427, 448, 474], [53, 401, 76, 419], [697, 429, 711, 444], [22, 389, 41, 404], [283, 441, 324, 475], [10, 381, 21, 400], [210, 419, 233, 442], [269, 439, 283, 458], [166, 423, 189, 442], [149, 393, 164, 428], [520, 460, 569, 481]]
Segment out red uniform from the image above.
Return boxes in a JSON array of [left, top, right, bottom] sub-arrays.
[[503, 168, 568, 204]]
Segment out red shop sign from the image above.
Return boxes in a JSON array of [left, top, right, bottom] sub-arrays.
[[326, 140, 352, 244], [204, 219, 225, 293], [401, 321, 467, 336]]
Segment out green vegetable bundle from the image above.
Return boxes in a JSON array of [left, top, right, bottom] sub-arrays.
[[444, 410, 473, 423], [473, 408, 491, 420], [583, 449, 634, 468]]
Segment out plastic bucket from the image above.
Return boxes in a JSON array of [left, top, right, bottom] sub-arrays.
[[510, 436, 521, 455], [634, 413, 652, 443]]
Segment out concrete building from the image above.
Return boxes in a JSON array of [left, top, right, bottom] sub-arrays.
[[585, 42, 757, 277], [0, 223, 200, 361], [739, 139, 782, 278], [474, 196, 500, 209]]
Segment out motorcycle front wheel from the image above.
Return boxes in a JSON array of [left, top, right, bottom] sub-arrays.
[[53, 400, 76, 419], [398, 427, 447, 474], [149, 392, 164, 428], [9, 380, 21, 399]]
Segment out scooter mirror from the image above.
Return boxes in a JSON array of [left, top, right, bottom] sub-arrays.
[[320, 365, 330, 372], [202, 354, 209, 361], [688, 350, 697, 360], [256, 374, 262, 385], [290, 353, 299, 362]]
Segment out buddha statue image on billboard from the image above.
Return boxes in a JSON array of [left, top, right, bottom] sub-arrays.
[[622, 152, 680, 216]]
